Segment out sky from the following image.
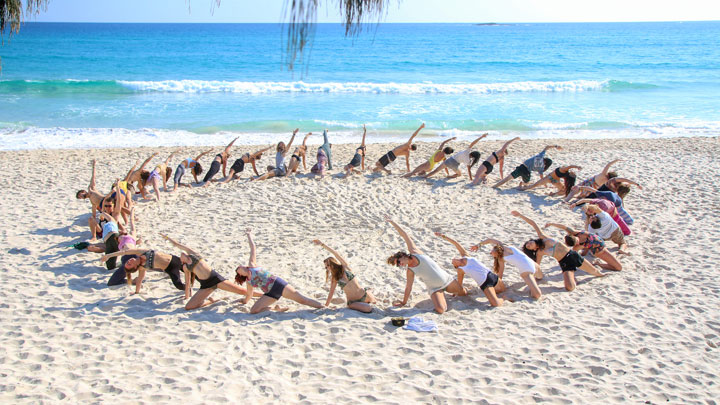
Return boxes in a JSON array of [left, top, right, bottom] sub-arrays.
[[31, 0, 720, 23]]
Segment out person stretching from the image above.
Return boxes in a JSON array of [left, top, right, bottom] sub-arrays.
[[544, 222, 622, 271], [402, 137, 456, 178], [100, 246, 186, 294], [221, 146, 273, 183], [493, 145, 561, 188], [385, 215, 466, 314], [343, 125, 368, 177], [313, 239, 377, 313], [287, 133, 312, 176], [140, 152, 175, 203], [200, 137, 238, 186], [252, 129, 298, 181], [517, 165, 581, 197], [172, 148, 211, 191], [470, 237, 543, 300], [234, 229, 323, 313], [373, 123, 424, 174], [424, 134, 487, 180], [319, 129, 333, 170], [434, 232, 503, 307], [469, 137, 520, 185], [563, 159, 621, 202]]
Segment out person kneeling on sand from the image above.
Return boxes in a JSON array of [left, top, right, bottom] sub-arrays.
[[493, 145, 561, 188], [343, 124, 367, 177], [373, 123, 424, 175], [384, 215, 466, 314], [234, 229, 323, 314], [313, 239, 377, 313]]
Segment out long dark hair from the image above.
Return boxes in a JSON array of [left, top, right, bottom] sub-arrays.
[[235, 271, 248, 285], [563, 172, 577, 196], [469, 151, 481, 168], [522, 238, 545, 262], [192, 162, 203, 175]]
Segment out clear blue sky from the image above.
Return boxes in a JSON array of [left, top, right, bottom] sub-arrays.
[[32, 0, 720, 23]]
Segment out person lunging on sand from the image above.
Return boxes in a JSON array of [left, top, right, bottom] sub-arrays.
[[171, 148, 212, 191], [234, 229, 323, 313], [512, 211, 604, 292], [469, 136, 520, 185], [544, 222, 622, 271], [493, 145, 561, 188], [251, 129, 298, 181], [140, 151, 175, 203], [313, 239, 377, 313], [402, 136, 456, 178], [373, 123, 424, 175], [470, 237, 543, 301], [384, 215, 466, 314], [286, 133, 312, 176], [517, 165, 581, 197], [221, 146, 273, 183], [424, 133, 487, 180], [343, 125, 368, 177], [433, 232, 504, 307], [200, 137, 238, 186], [161, 234, 260, 311], [100, 246, 186, 294]]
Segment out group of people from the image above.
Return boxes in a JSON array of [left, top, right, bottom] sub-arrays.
[[76, 124, 641, 314]]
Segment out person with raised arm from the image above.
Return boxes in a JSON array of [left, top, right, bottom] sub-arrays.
[[569, 195, 631, 235], [563, 159, 621, 202], [580, 205, 629, 254], [234, 229, 323, 313], [251, 129, 298, 181], [511, 210, 604, 292], [161, 234, 259, 311], [312, 239, 377, 313], [319, 129, 333, 170], [470, 237, 543, 300], [125, 152, 159, 199], [433, 232, 503, 307], [140, 151, 175, 203], [373, 123, 424, 174], [99, 245, 186, 294], [493, 145, 561, 188], [424, 134, 487, 180], [200, 137, 238, 186], [76, 159, 106, 219], [172, 148, 212, 191], [221, 146, 273, 183], [402, 136, 456, 178], [517, 165, 581, 197], [384, 215, 466, 314], [544, 222, 622, 271], [287, 133, 312, 176], [469, 136, 520, 185], [343, 125, 368, 177]]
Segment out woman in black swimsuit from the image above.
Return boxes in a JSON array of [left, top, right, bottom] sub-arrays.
[[100, 247, 186, 294], [343, 125, 367, 177], [470, 137, 520, 185], [161, 235, 260, 310], [200, 137, 238, 187], [517, 165, 582, 196], [287, 132, 313, 175], [220, 146, 273, 183]]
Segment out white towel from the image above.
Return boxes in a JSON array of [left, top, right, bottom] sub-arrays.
[[403, 316, 438, 332]]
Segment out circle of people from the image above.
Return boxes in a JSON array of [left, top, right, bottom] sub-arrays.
[[75, 123, 641, 314]]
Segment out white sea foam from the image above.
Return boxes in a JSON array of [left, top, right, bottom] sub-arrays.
[[117, 79, 609, 94]]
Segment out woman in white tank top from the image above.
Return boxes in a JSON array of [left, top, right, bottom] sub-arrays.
[[385, 216, 466, 314], [472, 238, 544, 301]]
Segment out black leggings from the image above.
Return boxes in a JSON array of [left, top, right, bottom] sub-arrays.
[[164, 255, 186, 290], [202, 160, 221, 183], [104, 234, 119, 270]]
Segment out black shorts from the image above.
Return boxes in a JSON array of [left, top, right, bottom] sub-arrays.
[[104, 234, 119, 270], [511, 164, 531, 183], [378, 151, 397, 168], [479, 272, 499, 290], [230, 158, 245, 174], [482, 160, 494, 174], [349, 153, 362, 168], [559, 250, 584, 272], [198, 270, 226, 290], [164, 255, 186, 290], [265, 277, 288, 300]]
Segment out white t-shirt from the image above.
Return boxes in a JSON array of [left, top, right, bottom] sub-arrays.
[[587, 211, 619, 239], [459, 257, 490, 286], [453, 149, 472, 166]]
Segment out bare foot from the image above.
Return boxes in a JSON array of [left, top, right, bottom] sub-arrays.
[[272, 305, 289, 312]]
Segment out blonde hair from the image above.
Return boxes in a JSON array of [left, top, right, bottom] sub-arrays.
[[586, 204, 601, 215]]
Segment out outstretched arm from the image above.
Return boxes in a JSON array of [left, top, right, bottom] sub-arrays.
[[499, 156, 505, 178], [564, 165, 582, 171], [251, 146, 273, 159], [325, 279, 338, 307], [545, 222, 576, 234], [124, 160, 139, 183], [612, 177, 643, 190], [469, 133, 488, 149], [601, 159, 621, 176], [302, 132, 312, 147], [161, 234, 199, 256], [164, 151, 177, 166], [224, 137, 239, 154], [499, 136, 520, 154], [469, 238, 504, 252], [434, 232, 468, 257], [406, 123, 425, 145], [246, 229, 257, 267], [138, 153, 158, 173], [437, 136, 457, 151], [569, 198, 594, 209], [284, 129, 299, 156], [542, 145, 562, 152], [511, 211, 547, 239], [313, 240, 350, 268], [361, 125, 367, 170], [194, 148, 213, 161], [385, 215, 422, 254], [100, 249, 147, 264], [394, 269, 415, 307], [89, 159, 97, 191], [251, 159, 260, 176]]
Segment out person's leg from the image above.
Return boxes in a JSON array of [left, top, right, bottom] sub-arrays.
[[87, 243, 105, 253], [430, 291, 448, 314], [562, 271, 576, 291], [104, 234, 120, 270], [470, 165, 488, 185], [520, 272, 542, 300], [107, 267, 127, 286], [594, 249, 622, 271], [492, 174, 514, 188], [403, 162, 428, 178], [250, 295, 278, 314], [151, 179, 161, 202], [282, 285, 323, 309], [216, 280, 263, 297], [424, 163, 445, 178], [444, 279, 467, 296], [185, 288, 216, 310], [165, 267, 186, 291], [494, 278, 506, 293], [482, 287, 504, 307], [88, 217, 101, 241], [579, 259, 604, 277], [348, 302, 373, 313]]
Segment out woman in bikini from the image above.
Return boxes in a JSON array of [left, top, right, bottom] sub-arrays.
[[234, 229, 323, 313], [252, 129, 298, 181], [124, 152, 159, 199], [433, 232, 503, 307], [544, 222, 622, 271], [385, 215, 466, 314], [200, 137, 238, 186], [517, 165, 582, 197], [99, 244, 186, 294], [424, 134, 487, 180], [373, 123, 424, 174], [313, 239, 377, 313], [343, 125, 367, 177], [140, 152, 175, 203], [469, 237, 543, 300], [287, 133, 313, 176], [563, 159, 621, 202], [161, 234, 260, 310], [220, 146, 274, 183], [512, 211, 604, 292], [402, 137, 456, 178], [469, 136, 520, 185], [171, 148, 212, 191]]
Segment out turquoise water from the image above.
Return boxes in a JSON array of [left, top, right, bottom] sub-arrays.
[[0, 22, 718, 149]]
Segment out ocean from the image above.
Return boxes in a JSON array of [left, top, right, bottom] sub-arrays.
[[0, 22, 718, 149]]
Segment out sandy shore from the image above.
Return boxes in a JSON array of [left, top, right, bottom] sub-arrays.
[[1, 136, 719, 403]]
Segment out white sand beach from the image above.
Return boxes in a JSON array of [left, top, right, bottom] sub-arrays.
[[1, 136, 719, 403]]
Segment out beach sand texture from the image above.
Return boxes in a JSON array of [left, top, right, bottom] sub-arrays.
[[1, 137, 719, 403]]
